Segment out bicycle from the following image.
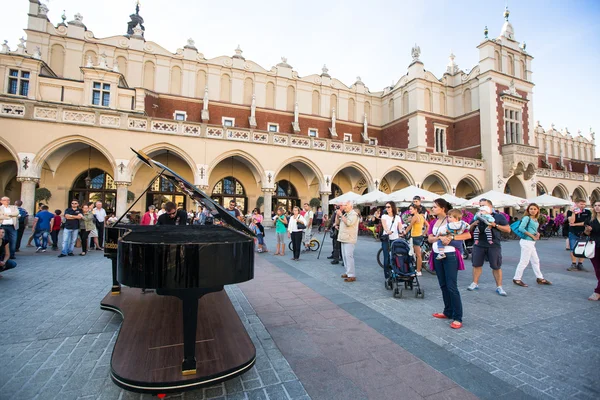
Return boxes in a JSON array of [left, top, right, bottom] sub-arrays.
[[289, 238, 320, 252]]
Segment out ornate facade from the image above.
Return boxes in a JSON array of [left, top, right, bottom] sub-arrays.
[[1, 1, 599, 223]]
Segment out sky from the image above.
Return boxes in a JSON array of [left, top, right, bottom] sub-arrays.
[[1, 0, 599, 153]]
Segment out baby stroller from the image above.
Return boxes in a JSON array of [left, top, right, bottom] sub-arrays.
[[384, 238, 424, 299]]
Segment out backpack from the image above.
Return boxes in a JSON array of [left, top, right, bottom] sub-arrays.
[[510, 217, 531, 240]]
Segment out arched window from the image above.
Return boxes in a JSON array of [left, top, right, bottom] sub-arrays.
[[265, 81, 275, 109], [494, 50, 502, 72], [211, 177, 247, 213], [439, 92, 446, 115], [508, 54, 515, 76], [520, 61, 526, 80], [195, 70, 207, 98], [170, 66, 182, 95], [220, 74, 231, 102], [116, 56, 128, 80], [147, 176, 187, 211], [273, 180, 299, 212], [463, 89, 471, 113], [364, 101, 371, 121], [50, 44, 65, 77], [348, 98, 356, 122], [70, 168, 117, 213], [424, 88, 431, 112], [243, 77, 253, 105], [388, 98, 395, 121], [312, 90, 320, 115], [402, 91, 409, 115], [286, 85, 295, 111], [143, 61, 155, 90]]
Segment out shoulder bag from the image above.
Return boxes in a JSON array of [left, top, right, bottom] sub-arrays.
[[573, 235, 596, 259]]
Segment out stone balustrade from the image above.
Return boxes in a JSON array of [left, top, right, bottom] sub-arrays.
[[536, 168, 600, 183]]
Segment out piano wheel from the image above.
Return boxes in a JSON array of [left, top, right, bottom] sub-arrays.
[[111, 285, 121, 296]]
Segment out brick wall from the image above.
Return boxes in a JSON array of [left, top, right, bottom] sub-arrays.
[[451, 113, 481, 158], [380, 120, 409, 148], [208, 104, 251, 128], [256, 111, 294, 133]]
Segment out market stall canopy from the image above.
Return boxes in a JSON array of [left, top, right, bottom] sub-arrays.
[[329, 191, 362, 205], [525, 194, 573, 208], [354, 190, 389, 206], [440, 193, 468, 207], [385, 186, 440, 205], [461, 190, 528, 209]]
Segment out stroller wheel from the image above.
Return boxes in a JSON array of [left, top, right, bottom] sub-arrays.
[[415, 289, 425, 298], [393, 288, 403, 298], [384, 279, 392, 290]]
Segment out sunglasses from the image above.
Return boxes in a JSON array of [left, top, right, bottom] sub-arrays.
[[385, 206, 392, 209]]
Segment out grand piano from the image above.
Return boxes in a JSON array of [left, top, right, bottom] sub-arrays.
[[101, 149, 256, 394]]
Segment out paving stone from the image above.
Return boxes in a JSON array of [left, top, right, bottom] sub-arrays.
[[264, 384, 289, 400]]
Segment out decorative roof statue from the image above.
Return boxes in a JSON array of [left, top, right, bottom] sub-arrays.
[[233, 45, 245, 60], [411, 44, 421, 63], [292, 102, 300, 133], [86, 55, 93, 67], [484, 25, 488, 39], [329, 107, 338, 137], [503, 79, 521, 98], [112, 62, 120, 73], [201, 86, 210, 122], [362, 113, 369, 141], [590, 128, 595, 141], [68, 13, 86, 28], [184, 38, 197, 50], [38, 3, 49, 17], [248, 94, 257, 128], [520, 41, 527, 52], [1, 40, 9, 54], [131, 23, 144, 39], [33, 46, 42, 60], [277, 57, 292, 68], [16, 37, 26, 55], [98, 52, 108, 69], [58, 10, 67, 27], [355, 76, 363, 84], [500, 6, 515, 40], [446, 51, 459, 75], [321, 64, 330, 77], [127, 1, 145, 37]]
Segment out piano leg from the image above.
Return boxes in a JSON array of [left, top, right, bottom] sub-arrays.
[[110, 257, 121, 296]]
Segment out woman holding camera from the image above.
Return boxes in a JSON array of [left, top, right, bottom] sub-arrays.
[[381, 202, 403, 281], [287, 206, 307, 261]]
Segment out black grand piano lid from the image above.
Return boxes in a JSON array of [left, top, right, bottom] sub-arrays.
[[131, 148, 256, 237]]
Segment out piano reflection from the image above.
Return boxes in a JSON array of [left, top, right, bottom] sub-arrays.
[[100, 149, 256, 394]]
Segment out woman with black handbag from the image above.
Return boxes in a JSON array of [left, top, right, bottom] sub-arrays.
[[584, 201, 600, 301], [287, 206, 306, 261], [380, 202, 402, 282]]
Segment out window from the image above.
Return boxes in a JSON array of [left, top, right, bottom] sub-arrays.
[[222, 117, 234, 127], [268, 123, 279, 133], [308, 128, 318, 138], [92, 82, 110, 107], [344, 133, 352, 142], [173, 111, 187, 121], [434, 125, 447, 154], [504, 108, 522, 144], [7, 69, 30, 97], [368, 138, 378, 146]]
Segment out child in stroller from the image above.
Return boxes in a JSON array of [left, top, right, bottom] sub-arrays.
[[385, 238, 425, 298]]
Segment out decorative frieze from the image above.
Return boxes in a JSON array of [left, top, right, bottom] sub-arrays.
[[34, 107, 57, 121], [312, 139, 327, 150], [290, 137, 310, 148], [183, 124, 200, 136], [99, 115, 120, 128], [0, 103, 25, 117], [406, 152, 417, 161], [273, 135, 288, 146], [330, 142, 343, 152], [128, 118, 147, 131], [206, 127, 223, 138], [344, 143, 362, 154], [151, 121, 178, 133], [390, 149, 405, 159], [363, 146, 376, 156], [252, 132, 268, 143], [226, 129, 250, 141], [378, 148, 390, 157], [63, 110, 95, 124]]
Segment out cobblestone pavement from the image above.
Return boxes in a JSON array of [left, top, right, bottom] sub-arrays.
[[0, 245, 308, 400], [259, 232, 600, 400]]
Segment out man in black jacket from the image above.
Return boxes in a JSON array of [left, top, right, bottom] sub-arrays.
[[326, 206, 342, 264], [157, 202, 188, 226]]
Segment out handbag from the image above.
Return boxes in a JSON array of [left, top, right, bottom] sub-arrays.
[[573, 236, 596, 259], [380, 233, 389, 242], [297, 222, 306, 230], [510, 217, 531, 240]]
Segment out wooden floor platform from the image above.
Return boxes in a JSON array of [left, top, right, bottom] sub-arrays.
[[100, 287, 256, 394]]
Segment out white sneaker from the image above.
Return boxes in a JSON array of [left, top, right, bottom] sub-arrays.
[[36, 247, 42, 253], [496, 286, 507, 296], [588, 292, 600, 301], [467, 282, 479, 291], [416, 271, 422, 276]]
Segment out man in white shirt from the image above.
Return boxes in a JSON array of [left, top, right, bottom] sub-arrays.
[[92, 201, 107, 250], [302, 203, 314, 251], [0, 197, 19, 259]]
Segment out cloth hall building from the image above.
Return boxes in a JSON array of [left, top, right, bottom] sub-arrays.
[[1, 0, 599, 224]]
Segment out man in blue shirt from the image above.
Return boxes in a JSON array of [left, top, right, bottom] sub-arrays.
[[32, 205, 54, 252]]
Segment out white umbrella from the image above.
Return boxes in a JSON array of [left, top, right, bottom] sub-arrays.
[[385, 186, 440, 204], [329, 191, 362, 205], [525, 194, 573, 208], [461, 190, 528, 209], [354, 189, 389, 206], [440, 193, 468, 207]]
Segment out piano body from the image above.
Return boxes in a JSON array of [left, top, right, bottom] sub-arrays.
[[101, 149, 256, 394]]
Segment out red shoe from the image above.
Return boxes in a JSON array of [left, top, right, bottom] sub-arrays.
[[450, 321, 463, 329], [432, 313, 449, 319]]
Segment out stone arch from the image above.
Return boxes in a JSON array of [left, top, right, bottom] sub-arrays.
[[330, 94, 338, 112], [388, 98, 394, 122], [364, 101, 371, 120], [243, 77, 254, 105], [312, 90, 320, 115], [220, 74, 231, 102], [508, 54, 515, 76], [536, 181, 548, 196], [266, 81, 275, 109], [129, 142, 197, 182], [331, 162, 374, 193], [463, 88, 472, 113], [348, 97, 356, 122], [208, 150, 265, 185], [439, 92, 446, 115], [402, 91, 409, 115], [591, 189, 600, 205], [286, 85, 295, 112], [116, 56, 128, 80], [422, 171, 451, 194], [143, 60, 155, 90], [524, 163, 536, 180], [455, 174, 483, 199], [380, 166, 415, 193], [170, 65, 182, 95], [34, 136, 117, 178], [273, 156, 325, 191], [573, 186, 588, 202], [195, 69, 207, 97], [424, 88, 431, 112], [50, 43, 65, 76], [552, 184, 569, 200], [494, 50, 502, 72], [0, 141, 19, 197], [0, 136, 20, 165], [504, 175, 526, 198]]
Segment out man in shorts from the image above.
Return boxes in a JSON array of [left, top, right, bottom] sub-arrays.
[[467, 199, 511, 296], [302, 203, 314, 251]]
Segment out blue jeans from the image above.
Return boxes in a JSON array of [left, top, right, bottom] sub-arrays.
[[34, 229, 50, 249], [0, 258, 17, 271], [433, 251, 463, 323], [382, 239, 391, 279], [61, 228, 78, 255], [568, 232, 581, 251], [2, 225, 17, 258]]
